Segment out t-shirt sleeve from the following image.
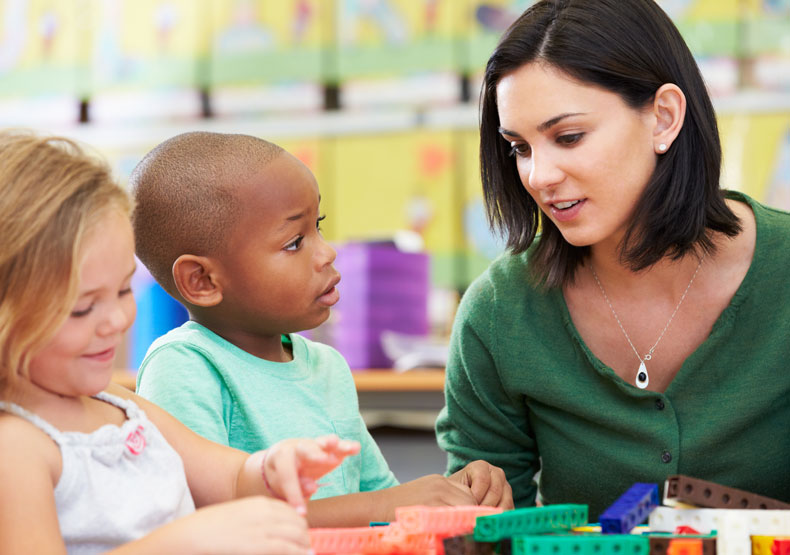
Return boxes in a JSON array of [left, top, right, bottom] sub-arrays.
[[435, 273, 540, 507], [136, 343, 232, 447], [358, 422, 400, 491]]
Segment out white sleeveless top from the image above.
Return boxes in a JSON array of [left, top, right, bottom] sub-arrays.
[[0, 392, 195, 554]]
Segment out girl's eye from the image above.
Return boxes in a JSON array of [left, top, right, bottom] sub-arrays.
[[71, 305, 93, 318], [285, 236, 304, 251], [557, 133, 584, 146], [119, 287, 133, 297], [316, 214, 326, 232], [508, 141, 531, 158]]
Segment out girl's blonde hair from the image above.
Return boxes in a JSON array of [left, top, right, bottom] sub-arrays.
[[0, 130, 132, 388]]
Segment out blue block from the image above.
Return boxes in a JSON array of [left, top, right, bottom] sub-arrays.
[[598, 483, 659, 534]]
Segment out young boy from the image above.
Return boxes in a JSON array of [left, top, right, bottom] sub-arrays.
[[130, 132, 512, 528]]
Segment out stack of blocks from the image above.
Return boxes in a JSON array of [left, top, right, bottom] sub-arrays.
[[330, 241, 429, 369], [308, 475, 790, 554]]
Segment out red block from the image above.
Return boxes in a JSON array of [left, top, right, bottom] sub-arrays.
[[674, 526, 701, 535], [668, 538, 703, 555], [773, 539, 790, 555], [395, 505, 504, 535]]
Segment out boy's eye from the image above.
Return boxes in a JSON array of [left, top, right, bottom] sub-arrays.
[[316, 214, 326, 232], [508, 141, 531, 158], [285, 236, 304, 251]]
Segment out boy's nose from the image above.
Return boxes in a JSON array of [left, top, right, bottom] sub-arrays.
[[317, 236, 337, 268]]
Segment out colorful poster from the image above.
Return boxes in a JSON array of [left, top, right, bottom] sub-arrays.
[[209, 0, 325, 85], [333, 0, 457, 80], [719, 113, 790, 206], [89, 0, 207, 91], [0, 0, 80, 96]]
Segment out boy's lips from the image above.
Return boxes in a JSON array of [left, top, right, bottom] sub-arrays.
[[318, 275, 341, 306]]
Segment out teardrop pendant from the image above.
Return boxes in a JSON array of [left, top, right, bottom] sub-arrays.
[[635, 361, 649, 389]]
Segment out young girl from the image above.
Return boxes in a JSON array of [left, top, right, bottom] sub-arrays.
[[0, 130, 359, 554]]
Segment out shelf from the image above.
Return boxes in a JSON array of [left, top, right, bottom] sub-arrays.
[[111, 367, 445, 393]]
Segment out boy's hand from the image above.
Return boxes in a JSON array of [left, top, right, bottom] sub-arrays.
[[448, 460, 514, 509], [377, 474, 478, 522], [261, 435, 360, 512]]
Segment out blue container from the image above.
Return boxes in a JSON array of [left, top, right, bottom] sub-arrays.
[[129, 263, 188, 370]]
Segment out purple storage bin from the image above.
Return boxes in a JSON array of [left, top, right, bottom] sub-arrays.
[[330, 241, 429, 369]]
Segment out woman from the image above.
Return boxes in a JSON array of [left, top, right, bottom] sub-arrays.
[[435, 0, 790, 517]]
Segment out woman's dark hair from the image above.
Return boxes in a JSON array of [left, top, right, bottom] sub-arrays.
[[480, 0, 741, 288]]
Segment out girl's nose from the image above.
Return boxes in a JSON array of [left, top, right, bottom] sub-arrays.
[[99, 300, 134, 336]]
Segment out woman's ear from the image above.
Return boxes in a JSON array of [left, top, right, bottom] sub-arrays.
[[172, 254, 223, 307], [652, 83, 686, 154]]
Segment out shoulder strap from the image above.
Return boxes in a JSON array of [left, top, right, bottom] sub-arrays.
[[0, 401, 64, 443]]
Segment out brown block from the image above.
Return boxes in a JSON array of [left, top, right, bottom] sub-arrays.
[[665, 474, 790, 510]]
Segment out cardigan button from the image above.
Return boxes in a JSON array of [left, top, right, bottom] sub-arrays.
[[655, 399, 665, 410], [661, 450, 672, 464]]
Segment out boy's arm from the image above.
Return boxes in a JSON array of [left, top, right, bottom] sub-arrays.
[[305, 474, 477, 527], [136, 344, 230, 446]]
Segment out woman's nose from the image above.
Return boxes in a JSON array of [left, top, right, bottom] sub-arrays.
[[526, 151, 564, 191]]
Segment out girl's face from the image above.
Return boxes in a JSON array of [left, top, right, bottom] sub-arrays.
[[496, 62, 658, 252], [27, 209, 137, 397]]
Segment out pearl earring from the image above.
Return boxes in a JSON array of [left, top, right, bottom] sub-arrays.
[[658, 143, 667, 152]]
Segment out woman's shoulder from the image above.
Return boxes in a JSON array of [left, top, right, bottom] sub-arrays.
[[459, 249, 549, 317], [729, 190, 790, 240]]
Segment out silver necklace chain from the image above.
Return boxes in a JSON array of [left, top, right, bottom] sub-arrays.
[[590, 253, 705, 389]]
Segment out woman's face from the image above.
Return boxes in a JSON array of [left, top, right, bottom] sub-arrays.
[[496, 62, 658, 251]]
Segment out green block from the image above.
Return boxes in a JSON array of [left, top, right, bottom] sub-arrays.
[[473, 505, 588, 542], [512, 534, 650, 555]]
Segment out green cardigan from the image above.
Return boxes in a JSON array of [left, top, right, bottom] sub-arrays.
[[436, 192, 790, 517]]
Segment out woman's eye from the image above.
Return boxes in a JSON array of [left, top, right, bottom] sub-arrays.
[[119, 287, 133, 297], [557, 133, 584, 146], [285, 236, 304, 251], [508, 141, 531, 158]]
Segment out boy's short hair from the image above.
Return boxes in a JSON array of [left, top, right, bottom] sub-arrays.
[[130, 132, 283, 299]]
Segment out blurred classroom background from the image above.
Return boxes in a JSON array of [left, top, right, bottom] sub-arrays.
[[2, 0, 790, 376]]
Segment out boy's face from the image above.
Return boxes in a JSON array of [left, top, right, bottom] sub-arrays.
[[218, 152, 340, 340]]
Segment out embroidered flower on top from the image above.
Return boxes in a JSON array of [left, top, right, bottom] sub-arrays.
[[125, 425, 146, 455]]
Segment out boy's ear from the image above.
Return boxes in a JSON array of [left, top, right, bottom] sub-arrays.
[[172, 254, 223, 307], [651, 83, 686, 154]]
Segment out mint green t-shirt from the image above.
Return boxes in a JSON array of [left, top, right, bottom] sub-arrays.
[[136, 322, 398, 499], [436, 192, 790, 517]]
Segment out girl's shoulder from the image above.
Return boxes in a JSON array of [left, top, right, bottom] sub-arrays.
[[0, 409, 61, 481]]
